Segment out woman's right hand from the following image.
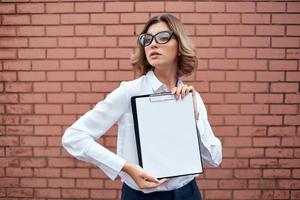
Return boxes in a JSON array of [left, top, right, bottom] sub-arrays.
[[122, 162, 169, 189]]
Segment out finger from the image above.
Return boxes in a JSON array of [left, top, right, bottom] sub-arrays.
[[142, 174, 159, 184], [171, 87, 177, 94], [181, 85, 188, 98], [158, 178, 169, 184], [175, 87, 182, 100], [187, 86, 194, 95]]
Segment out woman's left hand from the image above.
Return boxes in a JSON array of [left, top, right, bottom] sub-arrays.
[[171, 85, 199, 120]]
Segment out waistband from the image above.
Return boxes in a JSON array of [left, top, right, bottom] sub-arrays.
[[122, 178, 197, 199]]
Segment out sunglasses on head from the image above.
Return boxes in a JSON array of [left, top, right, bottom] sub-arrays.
[[138, 30, 174, 47]]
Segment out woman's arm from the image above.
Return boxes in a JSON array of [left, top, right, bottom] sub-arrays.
[[61, 81, 129, 180], [195, 91, 222, 167]]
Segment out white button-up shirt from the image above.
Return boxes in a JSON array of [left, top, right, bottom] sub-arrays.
[[62, 70, 222, 193]]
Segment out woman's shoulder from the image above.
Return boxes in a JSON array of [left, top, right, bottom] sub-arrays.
[[120, 74, 147, 92]]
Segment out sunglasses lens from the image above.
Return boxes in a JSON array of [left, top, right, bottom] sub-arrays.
[[157, 32, 172, 44], [139, 34, 152, 46]]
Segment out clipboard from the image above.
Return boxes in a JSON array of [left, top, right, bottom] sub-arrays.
[[131, 92, 203, 179]]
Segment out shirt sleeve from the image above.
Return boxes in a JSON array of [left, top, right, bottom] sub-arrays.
[[195, 92, 222, 167], [61, 81, 129, 180]]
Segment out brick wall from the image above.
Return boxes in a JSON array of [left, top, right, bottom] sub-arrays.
[[0, 1, 299, 199]]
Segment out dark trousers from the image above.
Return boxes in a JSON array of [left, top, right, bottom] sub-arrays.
[[121, 178, 202, 200]]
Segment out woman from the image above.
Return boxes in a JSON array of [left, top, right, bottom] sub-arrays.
[[62, 14, 222, 200]]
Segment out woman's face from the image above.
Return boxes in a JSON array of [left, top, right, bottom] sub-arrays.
[[144, 22, 179, 69]]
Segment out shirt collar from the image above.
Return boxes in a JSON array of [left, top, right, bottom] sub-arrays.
[[146, 70, 184, 93]]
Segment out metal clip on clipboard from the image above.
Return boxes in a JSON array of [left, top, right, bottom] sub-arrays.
[[149, 92, 176, 103]]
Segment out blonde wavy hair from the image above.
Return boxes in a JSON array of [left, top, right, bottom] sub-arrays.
[[131, 14, 198, 77]]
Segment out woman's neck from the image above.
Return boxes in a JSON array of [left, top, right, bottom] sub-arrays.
[[153, 67, 177, 90]]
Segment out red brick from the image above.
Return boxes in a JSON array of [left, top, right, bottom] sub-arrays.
[[227, 48, 255, 58], [63, 104, 90, 114], [212, 14, 240, 24], [268, 126, 296, 137], [3, 15, 30, 25], [242, 14, 270, 24], [47, 48, 75, 59], [241, 37, 270, 47], [3, 60, 31, 71], [273, 14, 300, 24], [0, 72, 17, 81], [32, 60, 59, 70], [284, 115, 300, 126], [286, 71, 300, 81], [106, 71, 134, 81], [196, 2, 224, 12], [239, 126, 267, 136], [5, 82, 32, 92], [6, 104, 33, 114], [62, 189, 89, 198], [257, 2, 286, 13], [287, 49, 300, 59], [219, 180, 247, 189], [263, 169, 291, 178], [226, 71, 255, 81], [0, 49, 16, 59], [76, 93, 104, 104], [34, 125, 61, 136], [20, 136, 47, 146], [211, 82, 239, 92], [76, 48, 104, 58], [255, 94, 283, 104], [90, 60, 118, 70], [88, 37, 117, 47], [17, 3, 44, 13], [270, 105, 298, 114], [17, 26, 45, 36], [0, 26, 16, 36], [279, 159, 300, 168], [196, 25, 225, 35], [47, 25, 74, 36], [34, 82, 61, 92], [211, 37, 240, 47], [233, 190, 261, 199], [6, 125, 33, 135], [210, 105, 238, 114], [237, 148, 264, 158], [34, 168, 60, 177], [165, 2, 194, 12], [34, 147, 60, 157], [209, 59, 238, 70], [278, 179, 300, 189], [34, 188, 61, 198], [196, 71, 225, 81], [241, 82, 268, 92], [226, 2, 255, 12], [225, 115, 253, 125], [135, 2, 164, 12], [60, 59, 88, 70], [49, 115, 76, 125], [106, 48, 133, 58], [7, 188, 33, 198], [91, 189, 118, 199], [266, 148, 293, 158], [75, 25, 104, 36], [18, 48, 46, 59], [285, 94, 300, 103], [6, 168, 33, 177], [20, 93, 46, 103], [75, 2, 103, 13], [271, 82, 298, 93], [18, 71, 46, 81], [20, 158, 47, 167], [249, 179, 276, 189], [223, 137, 251, 147], [62, 82, 90, 92], [0, 158, 19, 167], [48, 158, 75, 167], [105, 2, 133, 12], [256, 25, 284, 36], [46, 2, 74, 13], [61, 14, 89, 24], [253, 137, 281, 147], [77, 179, 103, 189], [32, 14, 59, 25], [48, 178, 75, 188], [76, 71, 104, 81], [197, 48, 225, 58], [0, 136, 19, 146], [47, 71, 75, 81], [106, 25, 134, 36], [225, 94, 254, 103], [21, 178, 47, 188], [29, 37, 56, 47], [0, 37, 28, 48], [121, 13, 149, 24], [287, 25, 300, 36], [48, 93, 75, 103], [0, 3, 15, 13], [205, 190, 232, 199]]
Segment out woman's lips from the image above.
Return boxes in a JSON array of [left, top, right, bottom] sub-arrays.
[[150, 53, 161, 59]]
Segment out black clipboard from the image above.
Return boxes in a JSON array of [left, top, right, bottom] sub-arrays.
[[131, 92, 203, 179]]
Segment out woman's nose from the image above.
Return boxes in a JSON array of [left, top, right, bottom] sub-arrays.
[[149, 39, 158, 48]]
